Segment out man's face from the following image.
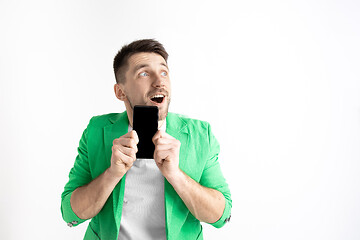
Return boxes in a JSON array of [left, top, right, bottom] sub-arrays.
[[115, 52, 171, 123]]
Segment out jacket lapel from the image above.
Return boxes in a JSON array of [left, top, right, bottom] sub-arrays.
[[164, 113, 190, 238], [103, 112, 129, 230]]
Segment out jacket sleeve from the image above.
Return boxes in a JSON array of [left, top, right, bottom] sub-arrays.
[[199, 123, 232, 228], [61, 123, 93, 227]]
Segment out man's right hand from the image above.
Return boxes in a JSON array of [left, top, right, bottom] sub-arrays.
[[108, 130, 139, 178]]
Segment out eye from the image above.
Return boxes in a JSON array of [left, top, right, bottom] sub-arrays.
[[139, 72, 148, 77], [160, 71, 167, 77]]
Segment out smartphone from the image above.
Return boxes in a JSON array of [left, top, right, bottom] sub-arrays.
[[133, 105, 159, 159]]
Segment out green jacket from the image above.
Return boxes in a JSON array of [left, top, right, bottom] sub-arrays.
[[61, 112, 232, 240]]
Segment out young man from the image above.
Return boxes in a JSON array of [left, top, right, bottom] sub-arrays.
[[61, 39, 232, 240]]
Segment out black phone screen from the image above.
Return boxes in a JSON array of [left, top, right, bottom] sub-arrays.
[[133, 105, 159, 159]]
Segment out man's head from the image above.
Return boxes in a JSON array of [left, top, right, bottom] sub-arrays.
[[113, 39, 168, 84], [113, 39, 171, 125]]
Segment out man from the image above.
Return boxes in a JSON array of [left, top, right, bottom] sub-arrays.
[[61, 39, 232, 240]]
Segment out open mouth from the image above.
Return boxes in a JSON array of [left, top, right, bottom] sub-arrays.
[[150, 94, 165, 104]]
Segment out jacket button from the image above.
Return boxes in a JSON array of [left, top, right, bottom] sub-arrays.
[[67, 222, 73, 227]]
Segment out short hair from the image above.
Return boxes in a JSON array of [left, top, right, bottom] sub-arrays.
[[113, 39, 169, 84]]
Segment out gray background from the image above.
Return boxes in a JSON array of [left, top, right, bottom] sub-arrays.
[[0, 0, 359, 239]]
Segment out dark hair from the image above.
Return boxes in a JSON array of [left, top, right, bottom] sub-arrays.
[[113, 39, 169, 83]]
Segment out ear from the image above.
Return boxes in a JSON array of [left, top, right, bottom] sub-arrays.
[[114, 83, 126, 101]]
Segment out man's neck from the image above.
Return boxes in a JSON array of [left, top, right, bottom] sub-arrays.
[[128, 119, 166, 130], [126, 109, 166, 129]]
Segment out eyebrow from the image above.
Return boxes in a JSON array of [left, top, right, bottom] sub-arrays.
[[160, 63, 169, 70], [133, 62, 169, 74]]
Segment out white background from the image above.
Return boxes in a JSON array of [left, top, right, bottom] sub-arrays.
[[1, 0, 359, 239]]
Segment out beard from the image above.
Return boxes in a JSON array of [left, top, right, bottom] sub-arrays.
[[158, 97, 171, 121], [127, 95, 171, 121]]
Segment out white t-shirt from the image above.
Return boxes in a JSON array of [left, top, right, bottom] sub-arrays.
[[118, 122, 166, 240]]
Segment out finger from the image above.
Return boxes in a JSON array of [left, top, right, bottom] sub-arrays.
[[159, 130, 176, 140], [121, 131, 135, 138], [155, 139, 181, 153], [114, 137, 138, 149], [119, 152, 136, 166], [118, 145, 137, 158], [120, 131, 139, 143], [112, 143, 137, 160], [154, 144, 175, 153], [154, 157, 164, 166], [152, 130, 162, 143], [129, 130, 139, 144], [153, 130, 173, 144], [154, 149, 172, 163], [113, 147, 136, 165], [153, 137, 178, 146]]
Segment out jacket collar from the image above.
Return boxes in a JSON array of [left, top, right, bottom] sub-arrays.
[[108, 111, 128, 125], [165, 112, 189, 135], [108, 111, 189, 134]]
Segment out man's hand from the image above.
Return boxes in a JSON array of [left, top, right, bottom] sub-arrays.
[[152, 130, 226, 223], [108, 130, 139, 178], [152, 130, 181, 180], [70, 131, 138, 220]]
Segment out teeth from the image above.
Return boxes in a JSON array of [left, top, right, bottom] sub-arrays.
[[151, 94, 165, 98]]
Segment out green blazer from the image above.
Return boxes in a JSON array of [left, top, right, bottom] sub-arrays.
[[61, 112, 232, 240]]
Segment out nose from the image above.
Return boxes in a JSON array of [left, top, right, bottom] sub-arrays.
[[152, 73, 165, 88]]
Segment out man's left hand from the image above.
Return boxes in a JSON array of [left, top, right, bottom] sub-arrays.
[[152, 130, 181, 180]]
